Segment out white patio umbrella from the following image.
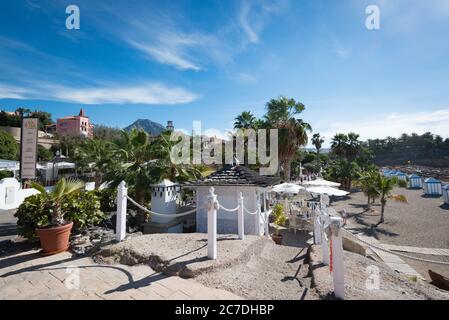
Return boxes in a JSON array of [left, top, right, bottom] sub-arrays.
[[272, 183, 306, 195], [303, 178, 341, 187], [306, 186, 349, 196]]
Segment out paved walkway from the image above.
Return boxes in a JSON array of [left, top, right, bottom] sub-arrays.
[[0, 209, 17, 243], [355, 234, 425, 280], [0, 249, 244, 300], [379, 244, 449, 257]]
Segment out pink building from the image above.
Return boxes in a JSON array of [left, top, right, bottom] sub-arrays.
[[56, 108, 93, 139]]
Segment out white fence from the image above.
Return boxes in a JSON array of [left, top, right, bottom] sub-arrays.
[[115, 181, 344, 299], [313, 199, 345, 299], [116, 182, 271, 260]]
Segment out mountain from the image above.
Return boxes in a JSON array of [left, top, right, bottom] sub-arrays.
[[124, 119, 166, 136]]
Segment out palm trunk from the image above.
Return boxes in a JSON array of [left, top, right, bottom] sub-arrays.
[[51, 202, 64, 225], [135, 188, 149, 224], [283, 157, 292, 181], [379, 200, 386, 224], [94, 170, 102, 189]]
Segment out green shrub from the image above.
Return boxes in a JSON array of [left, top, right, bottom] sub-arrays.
[[0, 170, 13, 180], [15, 191, 106, 240], [92, 188, 117, 213], [398, 179, 407, 188], [272, 203, 287, 235]]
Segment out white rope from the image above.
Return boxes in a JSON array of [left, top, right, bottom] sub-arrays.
[[126, 195, 198, 218], [341, 228, 449, 266], [219, 204, 240, 212], [243, 207, 259, 215]]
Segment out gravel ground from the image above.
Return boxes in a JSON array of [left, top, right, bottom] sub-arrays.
[[309, 245, 449, 300], [95, 230, 317, 300], [331, 188, 449, 280]]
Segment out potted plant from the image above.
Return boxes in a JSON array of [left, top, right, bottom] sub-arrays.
[[271, 203, 287, 245], [31, 178, 85, 255]]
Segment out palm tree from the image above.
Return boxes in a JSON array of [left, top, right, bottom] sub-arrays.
[[265, 96, 311, 180], [312, 133, 325, 172], [31, 178, 85, 225], [331, 133, 349, 159], [73, 139, 112, 189], [357, 170, 380, 209], [234, 111, 257, 130], [375, 175, 407, 225]]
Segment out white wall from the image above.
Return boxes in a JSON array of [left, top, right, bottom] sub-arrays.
[[195, 186, 263, 235], [0, 178, 39, 210]]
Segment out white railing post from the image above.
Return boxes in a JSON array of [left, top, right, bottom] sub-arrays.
[[116, 181, 127, 242], [313, 214, 322, 244], [207, 187, 218, 260], [322, 214, 330, 265], [238, 192, 244, 240], [264, 211, 269, 237], [330, 216, 345, 299]]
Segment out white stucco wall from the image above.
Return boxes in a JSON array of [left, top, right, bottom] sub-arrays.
[[0, 178, 39, 210], [195, 186, 264, 235]]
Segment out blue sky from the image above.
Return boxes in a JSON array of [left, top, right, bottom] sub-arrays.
[[1, 0, 449, 147]]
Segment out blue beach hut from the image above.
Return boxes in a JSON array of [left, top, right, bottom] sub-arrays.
[[395, 171, 407, 181], [423, 178, 442, 196], [408, 173, 423, 189], [442, 184, 449, 205]]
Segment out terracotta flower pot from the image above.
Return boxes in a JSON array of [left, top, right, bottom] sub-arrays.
[[271, 234, 283, 245], [36, 221, 73, 256]]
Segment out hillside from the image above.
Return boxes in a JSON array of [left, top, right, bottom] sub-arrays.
[[124, 119, 166, 136]]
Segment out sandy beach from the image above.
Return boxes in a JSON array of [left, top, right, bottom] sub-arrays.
[[331, 187, 449, 280]]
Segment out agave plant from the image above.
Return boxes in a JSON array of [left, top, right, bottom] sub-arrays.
[[31, 178, 85, 226]]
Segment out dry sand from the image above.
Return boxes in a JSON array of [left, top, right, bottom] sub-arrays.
[[331, 187, 449, 280]]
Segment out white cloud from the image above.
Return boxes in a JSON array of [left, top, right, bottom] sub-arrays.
[[318, 109, 449, 144], [0, 82, 198, 105], [128, 40, 201, 71], [0, 84, 28, 99], [239, 2, 259, 44]]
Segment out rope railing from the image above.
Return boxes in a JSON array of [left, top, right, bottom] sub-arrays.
[[243, 207, 259, 215], [219, 204, 240, 212], [126, 195, 199, 218], [341, 229, 449, 266]]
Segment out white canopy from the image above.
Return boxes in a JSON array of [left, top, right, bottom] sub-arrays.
[[303, 178, 341, 187], [273, 183, 306, 195], [306, 186, 349, 196]]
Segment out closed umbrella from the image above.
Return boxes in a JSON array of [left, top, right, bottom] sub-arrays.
[[303, 178, 341, 187]]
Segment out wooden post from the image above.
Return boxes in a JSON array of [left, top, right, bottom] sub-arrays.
[[207, 187, 218, 260], [330, 216, 344, 299], [116, 181, 127, 242], [238, 192, 244, 240]]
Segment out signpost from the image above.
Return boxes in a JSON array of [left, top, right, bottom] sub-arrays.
[[20, 118, 38, 183]]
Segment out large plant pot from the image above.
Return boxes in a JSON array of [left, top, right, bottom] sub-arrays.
[[271, 234, 283, 245], [36, 222, 73, 256]]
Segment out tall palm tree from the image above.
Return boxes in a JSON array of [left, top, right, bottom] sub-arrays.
[[73, 139, 112, 189], [375, 175, 407, 225], [31, 178, 85, 225], [357, 170, 380, 209], [331, 133, 349, 159], [312, 133, 325, 171], [265, 96, 311, 180], [234, 111, 257, 130]]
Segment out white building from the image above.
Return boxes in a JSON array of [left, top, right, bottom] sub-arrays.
[[408, 173, 423, 189], [186, 165, 281, 236], [423, 177, 442, 196], [442, 184, 449, 205]]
